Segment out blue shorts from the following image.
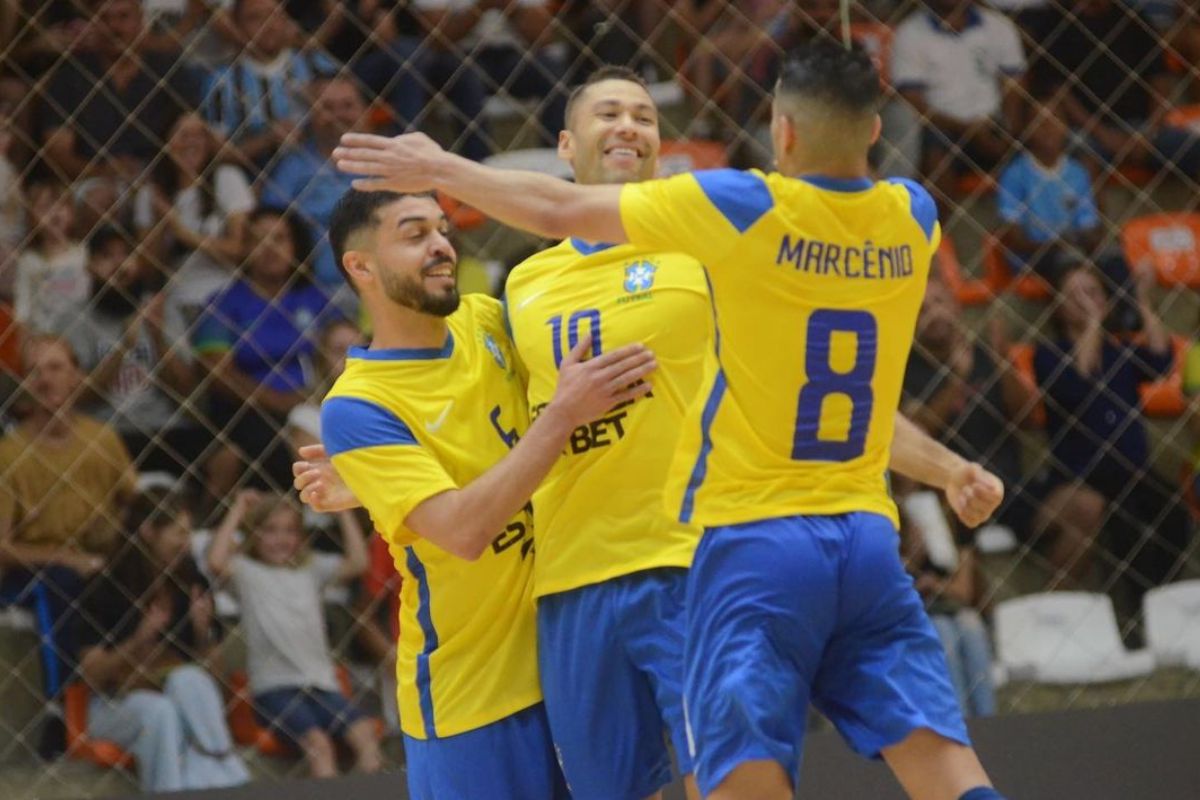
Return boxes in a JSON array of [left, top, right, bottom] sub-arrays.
[[253, 686, 365, 746], [403, 703, 568, 800], [537, 567, 692, 800], [684, 513, 969, 796]]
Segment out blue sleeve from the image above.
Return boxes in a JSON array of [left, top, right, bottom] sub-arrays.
[[886, 178, 938, 243], [693, 169, 775, 234], [321, 397, 418, 456], [996, 162, 1024, 224]]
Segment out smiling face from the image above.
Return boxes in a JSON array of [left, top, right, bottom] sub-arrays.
[[559, 79, 661, 185], [166, 113, 212, 174], [251, 505, 305, 566], [346, 195, 460, 317]]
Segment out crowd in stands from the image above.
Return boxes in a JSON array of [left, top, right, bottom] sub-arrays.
[[0, 0, 1199, 790]]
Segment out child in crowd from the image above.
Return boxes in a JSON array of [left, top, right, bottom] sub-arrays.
[[206, 490, 381, 778], [13, 178, 90, 334]]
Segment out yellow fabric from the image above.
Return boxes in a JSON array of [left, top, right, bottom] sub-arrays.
[[0, 415, 134, 554], [620, 171, 938, 529], [322, 294, 540, 739], [505, 240, 714, 597]]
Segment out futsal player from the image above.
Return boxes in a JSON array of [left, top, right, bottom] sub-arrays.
[[317, 189, 655, 799], [331, 41, 1006, 800]]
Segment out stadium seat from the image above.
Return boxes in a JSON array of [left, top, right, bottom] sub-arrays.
[[1165, 104, 1200, 136], [1137, 334, 1189, 418], [981, 235, 1051, 301], [1143, 580, 1200, 668], [657, 139, 728, 177], [227, 667, 381, 757], [936, 236, 993, 306], [64, 683, 136, 769], [1121, 212, 1200, 287], [993, 592, 1155, 684]]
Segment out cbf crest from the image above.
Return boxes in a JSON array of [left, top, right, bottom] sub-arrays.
[[482, 331, 507, 370], [624, 260, 657, 293]]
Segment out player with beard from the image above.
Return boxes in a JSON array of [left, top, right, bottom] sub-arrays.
[[317, 189, 657, 799], [68, 227, 203, 474]]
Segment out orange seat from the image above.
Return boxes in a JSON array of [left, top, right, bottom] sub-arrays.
[[1007, 343, 1046, 428], [1121, 212, 1200, 288], [981, 235, 1051, 301], [954, 172, 996, 198], [1137, 334, 1189, 418], [437, 193, 487, 232], [64, 683, 136, 769], [935, 237, 992, 306], [1165, 104, 1200, 136], [227, 667, 381, 757], [657, 139, 729, 177]]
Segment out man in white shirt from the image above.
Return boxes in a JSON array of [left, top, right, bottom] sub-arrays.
[[891, 0, 1025, 203]]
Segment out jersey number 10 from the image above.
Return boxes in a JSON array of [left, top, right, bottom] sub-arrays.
[[547, 309, 603, 368], [792, 309, 877, 462]]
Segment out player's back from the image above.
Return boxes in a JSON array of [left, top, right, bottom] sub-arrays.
[[320, 294, 540, 740], [620, 169, 937, 528], [505, 239, 714, 597]]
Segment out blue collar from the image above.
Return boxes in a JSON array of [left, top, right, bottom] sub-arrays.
[[797, 174, 875, 193], [926, 7, 982, 33], [350, 333, 455, 361], [570, 238, 616, 255]]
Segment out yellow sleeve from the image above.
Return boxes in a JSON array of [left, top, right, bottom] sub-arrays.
[[322, 396, 458, 545], [619, 169, 776, 265]]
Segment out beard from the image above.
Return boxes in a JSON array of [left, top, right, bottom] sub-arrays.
[[92, 278, 143, 318], [381, 256, 461, 317]]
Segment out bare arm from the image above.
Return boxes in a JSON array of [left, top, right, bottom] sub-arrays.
[[206, 490, 257, 580], [334, 133, 628, 243], [890, 412, 1004, 529], [332, 511, 369, 583]]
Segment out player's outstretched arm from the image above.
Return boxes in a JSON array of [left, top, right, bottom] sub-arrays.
[[404, 337, 654, 560], [890, 412, 1004, 528], [333, 132, 628, 244]]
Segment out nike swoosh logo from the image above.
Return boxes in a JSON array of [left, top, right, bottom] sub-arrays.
[[517, 290, 547, 310], [425, 400, 454, 432]]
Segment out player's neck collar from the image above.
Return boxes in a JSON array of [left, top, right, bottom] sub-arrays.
[[797, 175, 875, 193], [349, 333, 456, 361], [570, 238, 616, 255]]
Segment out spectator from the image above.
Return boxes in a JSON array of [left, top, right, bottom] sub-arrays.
[[75, 488, 250, 792], [903, 279, 1041, 541], [134, 112, 255, 320], [559, 0, 662, 85], [898, 486, 997, 718], [1033, 0, 1200, 180], [14, 178, 89, 335], [206, 490, 381, 778], [261, 76, 369, 288], [286, 318, 360, 454], [0, 335, 136, 755], [192, 207, 341, 499], [1034, 264, 1191, 598], [351, 533, 401, 733], [352, 4, 491, 161], [0, 102, 23, 299], [37, 0, 201, 181], [892, 0, 1025, 203], [202, 0, 339, 171], [68, 226, 204, 478], [997, 95, 1103, 273]]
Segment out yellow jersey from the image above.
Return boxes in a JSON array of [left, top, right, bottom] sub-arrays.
[[620, 170, 939, 529], [321, 294, 539, 739], [504, 239, 714, 597]]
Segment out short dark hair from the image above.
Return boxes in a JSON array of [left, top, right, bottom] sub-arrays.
[[86, 225, 131, 259], [327, 189, 436, 291], [565, 66, 651, 129], [776, 40, 881, 115]]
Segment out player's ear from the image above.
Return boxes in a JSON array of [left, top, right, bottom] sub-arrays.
[[557, 129, 574, 162], [870, 113, 882, 147], [342, 251, 372, 286]]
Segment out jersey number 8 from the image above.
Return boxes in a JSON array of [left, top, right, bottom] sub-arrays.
[[792, 309, 877, 462]]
